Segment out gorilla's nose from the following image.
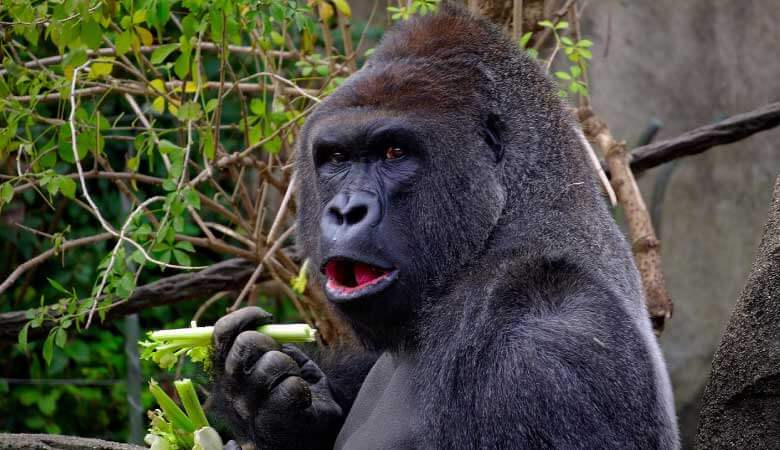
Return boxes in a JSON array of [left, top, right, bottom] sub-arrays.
[[321, 191, 380, 240]]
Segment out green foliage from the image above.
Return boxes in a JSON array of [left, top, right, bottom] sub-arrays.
[[0, 0, 596, 442], [0, 0, 375, 441], [527, 19, 594, 101], [388, 0, 440, 21]]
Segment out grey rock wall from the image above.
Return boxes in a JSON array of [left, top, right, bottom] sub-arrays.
[[582, 0, 780, 446]]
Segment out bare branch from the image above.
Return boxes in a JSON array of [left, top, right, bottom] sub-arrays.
[[0, 258, 258, 342], [0, 433, 144, 450], [630, 101, 780, 174], [580, 107, 672, 333], [0, 233, 114, 297], [8, 80, 317, 103]]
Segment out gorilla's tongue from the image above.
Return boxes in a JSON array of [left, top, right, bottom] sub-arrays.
[[326, 259, 389, 290], [353, 262, 387, 286]]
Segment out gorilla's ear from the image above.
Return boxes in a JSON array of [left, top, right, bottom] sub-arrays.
[[480, 113, 505, 163]]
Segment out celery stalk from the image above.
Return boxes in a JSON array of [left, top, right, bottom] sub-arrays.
[[174, 379, 209, 430], [148, 379, 195, 433], [140, 323, 317, 370]]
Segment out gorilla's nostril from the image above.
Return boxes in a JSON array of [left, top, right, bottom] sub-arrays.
[[329, 207, 344, 225], [345, 205, 368, 225]]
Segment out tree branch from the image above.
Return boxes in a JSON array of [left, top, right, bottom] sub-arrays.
[[579, 107, 673, 333], [630, 101, 780, 174], [8, 80, 317, 103], [0, 233, 114, 297], [0, 258, 259, 343], [0, 433, 144, 450]]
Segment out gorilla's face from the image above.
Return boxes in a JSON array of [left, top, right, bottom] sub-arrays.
[[311, 115, 423, 305], [296, 78, 506, 348]]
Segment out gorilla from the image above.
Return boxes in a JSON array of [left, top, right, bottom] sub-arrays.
[[210, 5, 679, 449]]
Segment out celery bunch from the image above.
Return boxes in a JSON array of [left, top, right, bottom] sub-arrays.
[[145, 379, 223, 450], [140, 323, 317, 370]]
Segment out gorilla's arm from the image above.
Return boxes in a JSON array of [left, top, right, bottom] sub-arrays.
[[207, 307, 378, 450]]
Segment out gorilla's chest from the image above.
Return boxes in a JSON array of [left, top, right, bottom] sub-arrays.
[[334, 352, 417, 450]]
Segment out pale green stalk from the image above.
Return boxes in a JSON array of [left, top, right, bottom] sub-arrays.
[[148, 379, 195, 433], [174, 379, 209, 430]]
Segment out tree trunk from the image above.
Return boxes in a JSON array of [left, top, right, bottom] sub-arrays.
[[696, 176, 780, 448], [0, 433, 145, 450]]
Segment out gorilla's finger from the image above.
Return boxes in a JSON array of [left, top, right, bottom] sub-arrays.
[[282, 344, 324, 384], [224, 331, 281, 379], [213, 307, 273, 360], [264, 375, 312, 411], [246, 350, 301, 397]]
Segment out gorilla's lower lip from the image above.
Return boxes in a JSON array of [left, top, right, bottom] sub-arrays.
[[323, 258, 398, 302]]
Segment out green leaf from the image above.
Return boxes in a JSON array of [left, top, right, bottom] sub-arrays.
[[202, 129, 215, 160], [182, 14, 198, 38], [130, 249, 146, 265], [116, 272, 135, 298], [554, 21, 569, 30], [204, 98, 219, 113], [570, 65, 582, 78], [46, 175, 61, 196], [577, 39, 593, 48], [37, 392, 57, 416], [133, 9, 147, 24], [152, 96, 165, 113], [175, 240, 195, 252], [135, 26, 154, 46], [578, 48, 592, 59], [176, 101, 202, 121], [264, 136, 282, 154], [560, 36, 574, 46], [89, 59, 114, 79], [151, 43, 179, 64], [555, 71, 571, 80], [162, 178, 177, 191], [48, 278, 69, 294], [519, 31, 533, 48], [173, 249, 191, 266], [174, 51, 191, 79], [270, 31, 285, 47], [0, 182, 13, 205], [18, 323, 30, 353], [81, 19, 102, 49], [63, 339, 89, 363], [158, 139, 182, 154], [538, 20, 554, 29], [182, 188, 200, 210], [250, 99, 265, 116], [55, 327, 67, 348], [115, 32, 132, 55], [43, 330, 56, 366], [270, 3, 285, 22], [331, 0, 352, 17]]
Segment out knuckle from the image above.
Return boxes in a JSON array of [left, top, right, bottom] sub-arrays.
[[273, 376, 312, 409]]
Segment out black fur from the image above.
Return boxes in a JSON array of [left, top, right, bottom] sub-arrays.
[[210, 5, 679, 449]]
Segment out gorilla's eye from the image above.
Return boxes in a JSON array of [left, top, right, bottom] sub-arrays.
[[385, 146, 407, 160], [329, 151, 347, 163]]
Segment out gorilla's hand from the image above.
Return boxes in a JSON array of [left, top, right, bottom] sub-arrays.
[[211, 307, 343, 450]]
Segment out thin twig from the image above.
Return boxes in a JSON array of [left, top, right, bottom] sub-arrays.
[[0, 233, 114, 297]]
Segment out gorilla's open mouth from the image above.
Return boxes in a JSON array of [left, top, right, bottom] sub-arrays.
[[323, 258, 397, 301]]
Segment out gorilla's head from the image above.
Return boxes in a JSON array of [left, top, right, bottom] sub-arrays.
[[295, 7, 593, 349]]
